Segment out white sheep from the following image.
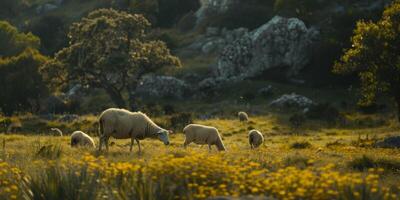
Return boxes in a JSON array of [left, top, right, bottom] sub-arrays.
[[248, 129, 264, 149], [98, 108, 170, 153], [238, 111, 249, 122], [50, 128, 63, 136], [71, 131, 96, 148], [183, 124, 226, 151]]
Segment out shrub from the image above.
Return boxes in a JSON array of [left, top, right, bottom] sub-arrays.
[[290, 141, 312, 149], [348, 155, 400, 172], [283, 155, 311, 169], [170, 112, 193, 131], [306, 103, 342, 124], [289, 113, 306, 130], [163, 104, 175, 115], [36, 144, 62, 160]]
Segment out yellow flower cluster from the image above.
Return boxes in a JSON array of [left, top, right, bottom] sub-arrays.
[[2, 152, 400, 200], [0, 162, 23, 200]]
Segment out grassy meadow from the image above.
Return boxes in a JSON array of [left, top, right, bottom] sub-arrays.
[[0, 110, 400, 200]]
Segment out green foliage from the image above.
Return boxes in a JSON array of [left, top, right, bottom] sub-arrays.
[[306, 103, 342, 124], [28, 15, 68, 55], [274, 0, 322, 19], [41, 9, 181, 108], [334, 1, 400, 120], [0, 20, 40, 57], [0, 48, 49, 115]]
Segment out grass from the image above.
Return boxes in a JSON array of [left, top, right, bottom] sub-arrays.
[[0, 112, 399, 199]]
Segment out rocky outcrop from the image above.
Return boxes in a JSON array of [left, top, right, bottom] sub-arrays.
[[136, 75, 191, 99], [216, 16, 318, 80], [188, 27, 249, 55], [195, 0, 238, 25], [36, 4, 58, 14], [269, 93, 314, 109]]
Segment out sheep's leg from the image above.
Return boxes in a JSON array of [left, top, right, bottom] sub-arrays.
[[105, 136, 110, 152], [208, 144, 212, 152], [135, 139, 141, 154], [183, 140, 191, 149], [98, 135, 106, 152], [130, 137, 135, 152]]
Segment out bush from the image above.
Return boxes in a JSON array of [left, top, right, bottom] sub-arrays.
[[36, 144, 62, 160], [290, 141, 312, 149], [349, 155, 400, 172], [306, 103, 342, 124], [170, 112, 193, 131], [0, 48, 49, 116], [289, 113, 306, 130]]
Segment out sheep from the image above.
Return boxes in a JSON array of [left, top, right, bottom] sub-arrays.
[[248, 129, 264, 149], [98, 108, 171, 153], [50, 128, 63, 136], [71, 131, 96, 148], [183, 124, 226, 151], [238, 111, 249, 122]]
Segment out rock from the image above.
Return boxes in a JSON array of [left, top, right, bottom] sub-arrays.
[[136, 75, 191, 99], [36, 3, 58, 14], [195, 0, 238, 26], [202, 38, 226, 54], [374, 136, 400, 148], [58, 114, 79, 122], [257, 86, 274, 97], [216, 16, 319, 80], [53, 0, 63, 6], [206, 27, 220, 37], [270, 93, 314, 109]]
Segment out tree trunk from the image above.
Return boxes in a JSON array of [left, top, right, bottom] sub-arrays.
[[104, 86, 126, 108]]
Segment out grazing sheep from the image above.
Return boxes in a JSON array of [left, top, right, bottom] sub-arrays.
[[238, 111, 249, 122], [98, 108, 171, 153], [50, 128, 63, 136], [70, 131, 96, 148], [183, 124, 226, 151], [248, 129, 264, 149]]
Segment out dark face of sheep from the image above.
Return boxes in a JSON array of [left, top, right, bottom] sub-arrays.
[[71, 138, 79, 147], [157, 130, 170, 145]]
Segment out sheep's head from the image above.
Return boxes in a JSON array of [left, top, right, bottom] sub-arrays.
[[157, 129, 170, 145]]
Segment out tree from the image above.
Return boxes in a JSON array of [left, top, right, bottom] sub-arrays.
[[333, 1, 400, 121], [41, 9, 181, 109], [0, 20, 40, 57], [0, 48, 49, 115]]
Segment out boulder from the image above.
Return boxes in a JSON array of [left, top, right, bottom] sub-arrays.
[[374, 136, 400, 148], [270, 93, 314, 109], [257, 86, 274, 97], [36, 3, 58, 14], [216, 16, 319, 80], [136, 75, 191, 99], [195, 0, 238, 25]]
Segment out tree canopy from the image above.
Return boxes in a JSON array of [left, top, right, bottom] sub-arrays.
[[0, 21, 40, 57], [0, 48, 49, 115], [334, 1, 400, 120], [41, 8, 181, 109]]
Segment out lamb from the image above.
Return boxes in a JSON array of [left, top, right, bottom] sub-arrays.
[[238, 111, 249, 122], [71, 131, 96, 148], [248, 129, 264, 149], [50, 128, 63, 136], [98, 108, 171, 153], [183, 124, 226, 151]]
